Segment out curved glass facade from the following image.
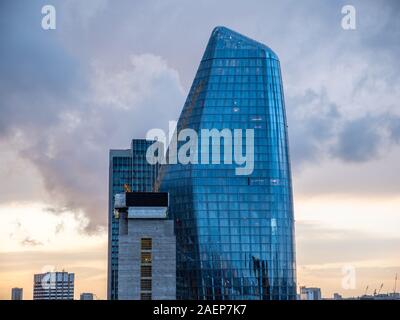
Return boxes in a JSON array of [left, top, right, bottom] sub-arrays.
[[158, 26, 296, 300]]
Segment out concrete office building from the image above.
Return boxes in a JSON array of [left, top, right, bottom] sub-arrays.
[[11, 287, 23, 300], [114, 191, 176, 300], [33, 271, 74, 300]]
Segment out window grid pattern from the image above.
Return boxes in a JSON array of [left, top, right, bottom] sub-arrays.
[[159, 27, 296, 300]]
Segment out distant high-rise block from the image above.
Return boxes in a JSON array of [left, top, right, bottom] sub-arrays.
[[300, 287, 322, 300], [333, 293, 343, 300], [33, 272, 74, 300], [80, 292, 94, 300], [11, 287, 23, 300], [158, 26, 296, 299], [107, 139, 158, 300], [114, 192, 176, 300]]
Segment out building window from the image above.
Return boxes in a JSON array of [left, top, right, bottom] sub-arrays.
[[140, 293, 152, 300], [140, 279, 152, 290], [141, 238, 152, 250], [141, 252, 152, 264], [141, 265, 152, 277]]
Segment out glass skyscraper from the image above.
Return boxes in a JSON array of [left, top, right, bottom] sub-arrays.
[[107, 139, 158, 300], [158, 26, 296, 299]]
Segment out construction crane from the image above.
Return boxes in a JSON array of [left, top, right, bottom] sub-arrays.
[[364, 285, 369, 295], [394, 273, 398, 294], [377, 283, 384, 295]]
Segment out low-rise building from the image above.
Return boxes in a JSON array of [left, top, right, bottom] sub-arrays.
[[11, 287, 23, 300]]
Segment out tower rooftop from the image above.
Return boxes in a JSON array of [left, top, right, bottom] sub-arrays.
[[206, 26, 279, 60]]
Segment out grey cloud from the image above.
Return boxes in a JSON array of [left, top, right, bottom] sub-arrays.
[[0, 1, 85, 137], [0, 0, 399, 230], [387, 117, 400, 143], [358, 0, 400, 59], [282, 0, 400, 169], [9, 220, 43, 247], [0, 2, 184, 232], [14, 54, 184, 232], [331, 114, 400, 162], [287, 88, 341, 167], [288, 88, 400, 166], [332, 116, 383, 162], [44, 207, 70, 215], [20, 237, 43, 247]]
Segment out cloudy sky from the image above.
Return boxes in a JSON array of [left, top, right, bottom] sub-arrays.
[[0, 0, 399, 299]]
